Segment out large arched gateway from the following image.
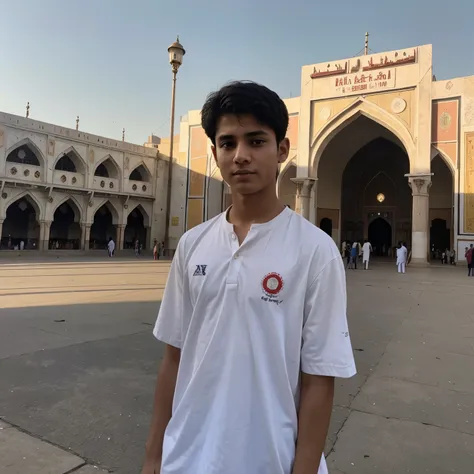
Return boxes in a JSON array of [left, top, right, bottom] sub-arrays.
[[316, 116, 412, 253], [179, 43, 473, 263]]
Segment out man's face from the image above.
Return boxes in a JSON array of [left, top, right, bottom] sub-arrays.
[[211, 114, 289, 196]]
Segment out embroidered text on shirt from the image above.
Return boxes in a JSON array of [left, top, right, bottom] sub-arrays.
[[193, 265, 207, 276]]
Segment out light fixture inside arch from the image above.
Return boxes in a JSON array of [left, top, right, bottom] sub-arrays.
[[376, 193, 385, 203]]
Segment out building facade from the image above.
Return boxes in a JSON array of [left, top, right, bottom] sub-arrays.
[[0, 112, 169, 251], [169, 43, 474, 263]]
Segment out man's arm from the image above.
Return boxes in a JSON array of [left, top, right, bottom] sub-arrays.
[[291, 373, 334, 474], [142, 345, 181, 473]]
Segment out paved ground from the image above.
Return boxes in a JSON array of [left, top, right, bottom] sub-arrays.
[[0, 255, 473, 473]]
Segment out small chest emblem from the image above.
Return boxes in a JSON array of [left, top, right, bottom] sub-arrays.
[[262, 272, 284, 297], [193, 265, 207, 276]]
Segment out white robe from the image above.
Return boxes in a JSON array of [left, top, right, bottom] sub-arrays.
[[396, 246, 408, 264], [362, 242, 372, 261], [107, 240, 115, 254]]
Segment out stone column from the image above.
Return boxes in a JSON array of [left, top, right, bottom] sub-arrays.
[[145, 226, 152, 250], [0, 220, 3, 246], [407, 174, 432, 265], [81, 223, 91, 250], [292, 178, 316, 221], [39, 221, 52, 251], [117, 224, 126, 250]]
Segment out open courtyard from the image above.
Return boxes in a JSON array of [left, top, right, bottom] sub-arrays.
[[0, 256, 474, 473]]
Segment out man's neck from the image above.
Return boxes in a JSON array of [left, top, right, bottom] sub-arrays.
[[228, 188, 284, 226]]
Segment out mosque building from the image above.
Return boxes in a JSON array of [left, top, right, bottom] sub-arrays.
[[170, 42, 474, 264], [2, 41, 474, 263]]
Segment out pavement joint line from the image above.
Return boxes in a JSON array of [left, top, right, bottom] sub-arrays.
[[0, 416, 91, 466], [369, 375, 474, 395], [348, 408, 474, 437], [62, 462, 87, 474]]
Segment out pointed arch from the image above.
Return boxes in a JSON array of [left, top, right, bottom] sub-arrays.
[[94, 155, 121, 180], [431, 145, 455, 175], [126, 203, 150, 227], [91, 199, 120, 225], [54, 146, 86, 174], [6, 138, 45, 167], [3, 191, 43, 221], [311, 98, 415, 176], [52, 195, 83, 223], [129, 162, 152, 182], [363, 171, 398, 194]]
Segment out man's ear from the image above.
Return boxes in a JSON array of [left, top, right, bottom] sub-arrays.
[[278, 137, 290, 164]]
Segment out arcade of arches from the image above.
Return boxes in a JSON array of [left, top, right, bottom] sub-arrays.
[[282, 116, 454, 260], [1, 196, 150, 251]]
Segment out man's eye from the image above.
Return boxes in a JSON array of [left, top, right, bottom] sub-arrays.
[[252, 139, 265, 146], [220, 142, 233, 149]]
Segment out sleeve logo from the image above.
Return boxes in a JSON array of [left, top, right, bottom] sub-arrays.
[[193, 265, 207, 276]]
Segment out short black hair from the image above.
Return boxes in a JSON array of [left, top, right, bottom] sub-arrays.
[[201, 81, 289, 145]]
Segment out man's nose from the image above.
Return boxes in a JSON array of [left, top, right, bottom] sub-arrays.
[[233, 142, 251, 164]]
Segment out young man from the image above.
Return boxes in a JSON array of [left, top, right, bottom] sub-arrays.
[[142, 81, 356, 474]]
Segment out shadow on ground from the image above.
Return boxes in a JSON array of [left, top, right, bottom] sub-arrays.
[[0, 301, 163, 474]]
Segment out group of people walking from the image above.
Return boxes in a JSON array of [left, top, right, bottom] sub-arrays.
[[341, 240, 373, 270], [341, 239, 409, 273]]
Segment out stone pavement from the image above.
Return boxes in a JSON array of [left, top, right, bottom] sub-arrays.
[[0, 255, 473, 473]]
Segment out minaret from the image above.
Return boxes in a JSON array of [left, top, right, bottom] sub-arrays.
[[76, 116, 79, 130], [122, 128, 125, 142], [26, 101, 30, 118], [364, 32, 369, 55]]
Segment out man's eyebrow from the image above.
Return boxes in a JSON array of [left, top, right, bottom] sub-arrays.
[[217, 130, 269, 141]]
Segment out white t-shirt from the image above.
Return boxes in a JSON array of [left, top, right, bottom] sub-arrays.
[[154, 207, 356, 474]]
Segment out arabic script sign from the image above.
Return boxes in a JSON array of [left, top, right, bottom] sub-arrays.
[[335, 69, 396, 95]]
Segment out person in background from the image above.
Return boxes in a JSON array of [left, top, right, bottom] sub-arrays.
[[465, 244, 473, 276], [362, 239, 372, 270], [450, 248, 456, 265], [107, 237, 115, 257], [135, 239, 140, 257], [350, 241, 358, 269], [396, 241, 408, 273], [153, 240, 159, 260]]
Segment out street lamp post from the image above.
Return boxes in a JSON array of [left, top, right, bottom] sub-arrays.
[[164, 36, 185, 252]]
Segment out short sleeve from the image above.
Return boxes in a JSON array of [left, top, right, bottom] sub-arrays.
[[153, 237, 185, 348], [301, 256, 356, 378]]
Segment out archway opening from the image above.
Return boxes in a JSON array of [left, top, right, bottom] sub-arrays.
[[50, 200, 81, 249], [94, 157, 119, 179], [316, 116, 411, 253], [430, 219, 449, 258], [429, 154, 454, 258], [55, 149, 85, 174], [124, 207, 147, 249], [90, 203, 117, 249], [368, 217, 392, 256], [1, 196, 40, 249], [320, 218, 332, 237], [7, 144, 41, 166], [129, 165, 150, 182], [278, 164, 297, 210]]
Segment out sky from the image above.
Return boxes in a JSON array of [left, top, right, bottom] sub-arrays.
[[0, 0, 472, 145]]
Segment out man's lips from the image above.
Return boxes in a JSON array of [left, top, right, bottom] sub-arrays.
[[232, 170, 255, 175]]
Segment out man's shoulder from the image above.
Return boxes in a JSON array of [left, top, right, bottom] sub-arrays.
[[286, 211, 341, 268], [177, 213, 223, 255]]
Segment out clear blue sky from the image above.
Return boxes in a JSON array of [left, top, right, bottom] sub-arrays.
[[0, 0, 472, 145]]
